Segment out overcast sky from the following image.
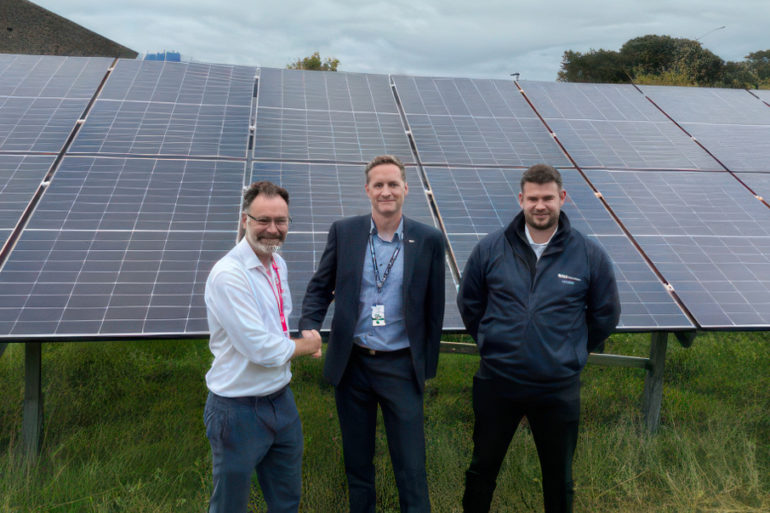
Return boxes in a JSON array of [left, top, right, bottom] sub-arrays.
[[35, 0, 770, 81]]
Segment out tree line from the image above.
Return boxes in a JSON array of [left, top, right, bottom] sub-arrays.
[[558, 35, 770, 89]]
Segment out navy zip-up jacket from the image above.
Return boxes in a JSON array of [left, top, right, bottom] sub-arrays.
[[457, 211, 621, 389]]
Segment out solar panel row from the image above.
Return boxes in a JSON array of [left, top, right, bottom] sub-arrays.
[[1, 56, 770, 340]]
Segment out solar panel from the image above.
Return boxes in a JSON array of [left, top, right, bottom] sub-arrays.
[[393, 76, 569, 167], [677, 123, 770, 172], [254, 69, 412, 163], [0, 155, 54, 246], [0, 97, 88, 153], [0, 157, 245, 339], [519, 81, 661, 121], [0, 55, 112, 99], [586, 169, 770, 328], [639, 85, 770, 125], [753, 89, 770, 106], [100, 60, 256, 105], [629, 86, 770, 173], [520, 81, 720, 171], [68, 61, 255, 159], [250, 161, 463, 330], [257, 68, 399, 112], [254, 108, 414, 163], [69, 100, 251, 158], [425, 166, 693, 329], [736, 172, 770, 202]]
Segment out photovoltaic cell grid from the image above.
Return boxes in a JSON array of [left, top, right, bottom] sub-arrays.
[[0, 97, 89, 153], [0, 156, 54, 247], [70, 61, 255, 158], [639, 85, 770, 125], [736, 172, 770, 203], [587, 169, 770, 327], [250, 161, 464, 330], [0, 55, 112, 99], [258, 68, 399, 112], [393, 76, 570, 167], [0, 158, 245, 338], [99, 60, 256, 105], [520, 81, 720, 170], [753, 89, 770, 106], [637, 85, 770, 173], [255, 68, 413, 163], [425, 166, 693, 329]]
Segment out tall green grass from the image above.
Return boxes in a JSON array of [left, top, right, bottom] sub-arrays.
[[1, 332, 768, 512]]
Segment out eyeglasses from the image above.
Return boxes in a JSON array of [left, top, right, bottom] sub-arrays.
[[245, 213, 292, 228]]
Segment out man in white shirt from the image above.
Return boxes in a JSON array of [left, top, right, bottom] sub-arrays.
[[204, 181, 322, 513]]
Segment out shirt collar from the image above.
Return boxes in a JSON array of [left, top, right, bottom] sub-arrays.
[[524, 224, 557, 247], [237, 237, 271, 270], [369, 217, 404, 242]]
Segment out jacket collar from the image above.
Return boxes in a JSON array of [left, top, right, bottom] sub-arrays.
[[505, 211, 571, 256]]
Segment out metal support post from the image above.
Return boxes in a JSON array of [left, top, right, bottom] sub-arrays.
[[23, 342, 43, 457], [642, 332, 668, 433]]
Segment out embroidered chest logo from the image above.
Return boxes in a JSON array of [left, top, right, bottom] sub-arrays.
[[558, 273, 582, 286]]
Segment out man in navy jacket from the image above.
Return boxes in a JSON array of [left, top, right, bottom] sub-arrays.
[[457, 164, 620, 513], [300, 155, 445, 512]]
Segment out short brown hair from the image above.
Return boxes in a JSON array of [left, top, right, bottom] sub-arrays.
[[520, 164, 562, 191], [364, 155, 406, 183], [242, 181, 289, 211]]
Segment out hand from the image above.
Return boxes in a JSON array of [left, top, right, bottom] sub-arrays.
[[302, 329, 322, 354]]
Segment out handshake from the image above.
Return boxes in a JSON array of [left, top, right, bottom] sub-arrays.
[[293, 329, 323, 359]]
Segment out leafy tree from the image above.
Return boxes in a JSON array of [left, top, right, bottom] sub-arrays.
[[557, 49, 628, 83], [287, 52, 340, 71], [559, 34, 733, 87], [745, 50, 770, 83]]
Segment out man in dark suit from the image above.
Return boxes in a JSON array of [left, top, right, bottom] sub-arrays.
[[300, 154, 445, 513]]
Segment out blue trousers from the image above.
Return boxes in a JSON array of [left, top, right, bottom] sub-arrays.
[[335, 348, 431, 513], [204, 387, 303, 513]]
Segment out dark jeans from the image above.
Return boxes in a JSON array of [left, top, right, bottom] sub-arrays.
[[204, 387, 303, 513], [335, 348, 430, 513], [463, 376, 580, 513]]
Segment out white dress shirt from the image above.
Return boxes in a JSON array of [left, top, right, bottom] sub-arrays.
[[205, 238, 295, 397]]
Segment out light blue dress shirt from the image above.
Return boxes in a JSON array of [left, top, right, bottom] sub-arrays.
[[353, 218, 409, 351]]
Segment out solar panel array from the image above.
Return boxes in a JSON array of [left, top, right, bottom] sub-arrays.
[[639, 85, 770, 173], [519, 81, 721, 170], [254, 68, 414, 163], [393, 76, 570, 167], [1, 53, 770, 340]]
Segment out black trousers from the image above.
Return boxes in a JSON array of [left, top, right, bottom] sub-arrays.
[[463, 376, 580, 513], [335, 348, 430, 513]]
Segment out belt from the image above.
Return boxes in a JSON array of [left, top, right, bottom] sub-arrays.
[[214, 385, 289, 407], [352, 343, 410, 357]]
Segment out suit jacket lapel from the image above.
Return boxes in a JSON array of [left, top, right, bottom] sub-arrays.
[[349, 215, 370, 302]]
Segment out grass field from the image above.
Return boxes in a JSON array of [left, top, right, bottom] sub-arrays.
[[1, 331, 768, 512]]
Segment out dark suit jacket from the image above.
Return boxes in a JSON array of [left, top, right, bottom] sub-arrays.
[[299, 214, 446, 391]]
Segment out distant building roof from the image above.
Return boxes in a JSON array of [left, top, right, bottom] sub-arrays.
[[0, 0, 138, 58]]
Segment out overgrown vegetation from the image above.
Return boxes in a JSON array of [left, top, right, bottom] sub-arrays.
[[1, 332, 768, 512], [559, 35, 770, 89]]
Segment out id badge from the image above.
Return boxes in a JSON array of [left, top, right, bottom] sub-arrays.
[[371, 304, 386, 326]]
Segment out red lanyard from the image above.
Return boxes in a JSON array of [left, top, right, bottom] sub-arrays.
[[263, 259, 288, 334]]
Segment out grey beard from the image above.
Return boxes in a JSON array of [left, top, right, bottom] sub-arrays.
[[253, 240, 282, 254]]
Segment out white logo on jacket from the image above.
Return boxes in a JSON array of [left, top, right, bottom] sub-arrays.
[[558, 273, 582, 286]]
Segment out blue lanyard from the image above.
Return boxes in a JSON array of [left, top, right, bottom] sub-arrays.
[[369, 234, 401, 294]]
